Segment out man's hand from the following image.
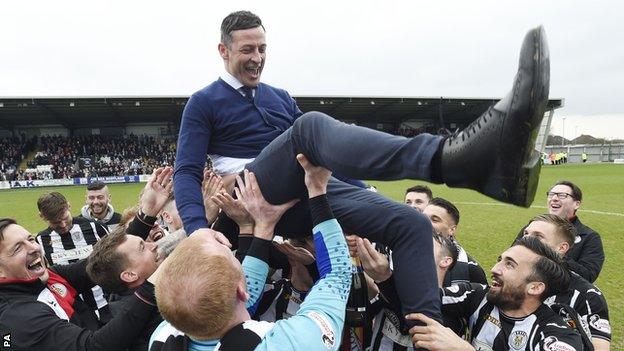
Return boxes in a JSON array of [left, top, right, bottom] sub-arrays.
[[296, 154, 331, 198], [407, 313, 474, 351], [356, 237, 392, 283], [202, 169, 224, 224], [212, 192, 254, 233], [345, 235, 360, 257], [274, 241, 315, 266], [235, 170, 298, 240], [141, 167, 173, 217]]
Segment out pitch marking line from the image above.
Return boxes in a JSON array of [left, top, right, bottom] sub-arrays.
[[454, 202, 624, 217]]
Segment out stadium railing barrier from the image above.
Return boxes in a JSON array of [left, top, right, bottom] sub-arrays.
[[0, 174, 150, 190]]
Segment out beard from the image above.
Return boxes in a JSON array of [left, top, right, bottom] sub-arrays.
[[90, 203, 105, 215], [486, 283, 525, 311]]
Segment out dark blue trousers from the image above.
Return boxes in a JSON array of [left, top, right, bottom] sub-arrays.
[[246, 111, 444, 323]]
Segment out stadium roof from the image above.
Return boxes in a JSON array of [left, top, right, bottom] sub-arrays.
[[0, 96, 563, 130]]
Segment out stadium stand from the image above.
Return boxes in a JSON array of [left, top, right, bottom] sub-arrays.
[[1, 134, 176, 180], [0, 135, 38, 181]]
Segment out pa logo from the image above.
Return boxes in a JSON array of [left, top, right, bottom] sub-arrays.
[[2, 333, 11, 348]]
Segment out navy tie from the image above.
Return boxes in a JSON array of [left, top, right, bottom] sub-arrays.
[[240, 86, 254, 102]]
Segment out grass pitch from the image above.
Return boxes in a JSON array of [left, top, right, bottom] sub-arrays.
[[1, 163, 622, 347]]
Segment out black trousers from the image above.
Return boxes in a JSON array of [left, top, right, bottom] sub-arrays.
[[246, 112, 444, 323]]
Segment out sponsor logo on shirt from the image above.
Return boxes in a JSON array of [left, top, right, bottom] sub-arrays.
[[50, 283, 68, 298], [485, 313, 501, 328], [543, 336, 576, 351], [589, 314, 611, 334], [307, 311, 335, 349], [50, 245, 93, 262]]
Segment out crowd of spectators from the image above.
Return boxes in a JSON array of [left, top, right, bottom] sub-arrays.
[[0, 134, 177, 181], [0, 135, 38, 181]]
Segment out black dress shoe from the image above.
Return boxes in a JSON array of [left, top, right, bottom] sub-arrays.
[[441, 26, 550, 207]]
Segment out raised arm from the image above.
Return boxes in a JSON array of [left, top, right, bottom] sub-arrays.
[[234, 169, 298, 313]]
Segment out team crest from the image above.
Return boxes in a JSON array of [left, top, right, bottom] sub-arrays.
[[71, 231, 83, 242], [510, 330, 527, 350], [50, 283, 68, 297]]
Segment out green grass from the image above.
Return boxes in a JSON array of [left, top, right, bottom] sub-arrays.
[[1, 163, 622, 347]]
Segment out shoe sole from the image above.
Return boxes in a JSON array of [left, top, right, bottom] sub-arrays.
[[507, 26, 550, 207]]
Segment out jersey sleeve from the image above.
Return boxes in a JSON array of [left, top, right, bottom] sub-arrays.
[[441, 282, 487, 319], [584, 288, 611, 341], [242, 238, 271, 315], [255, 216, 351, 351], [538, 323, 583, 351]]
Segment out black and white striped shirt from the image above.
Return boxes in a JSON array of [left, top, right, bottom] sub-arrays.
[[369, 244, 487, 350], [36, 216, 112, 323], [545, 271, 611, 342], [442, 283, 583, 351], [253, 279, 307, 322]]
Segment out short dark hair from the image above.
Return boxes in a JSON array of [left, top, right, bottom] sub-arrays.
[[530, 214, 577, 248], [220, 11, 264, 47], [552, 180, 582, 201], [86, 227, 130, 293], [433, 230, 459, 271], [428, 197, 460, 225], [87, 181, 107, 191], [37, 192, 69, 220], [0, 218, 17, 244], [514, 236, 570, 300], [405, 185, 433, 200]]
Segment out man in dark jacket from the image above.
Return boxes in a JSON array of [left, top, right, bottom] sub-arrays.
[[515, 180, 605, 282], [0, 218, 159, 351]]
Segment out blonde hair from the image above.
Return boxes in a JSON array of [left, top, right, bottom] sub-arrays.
[[155, 238, 242, 340]]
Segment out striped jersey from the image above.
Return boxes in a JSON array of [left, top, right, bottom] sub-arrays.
[[442, 283, 583, 351], [254, 279, 307, 322], [36, 216, 111, 323], [545, 271, 611, 342], [369, 243, 487, 350]]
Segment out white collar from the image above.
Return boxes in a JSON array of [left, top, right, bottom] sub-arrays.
[[221, 71, 244, 90]]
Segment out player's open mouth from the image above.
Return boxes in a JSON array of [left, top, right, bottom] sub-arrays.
[[246, 67, 260, 78], [490, 277, 503, 290], [27, 257, 45, 274]]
